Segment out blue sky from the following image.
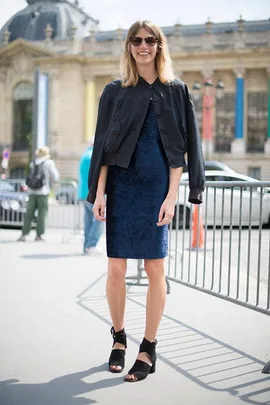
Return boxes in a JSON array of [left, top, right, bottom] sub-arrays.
[[0, 0, 269, 31]]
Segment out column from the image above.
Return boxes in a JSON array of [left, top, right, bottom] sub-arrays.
[[200, 69, 214, 159], [84, 75, 96, 143], [48, 66, 61, 153], [265, 66, 270, 153], [231, 67, 245, 154]]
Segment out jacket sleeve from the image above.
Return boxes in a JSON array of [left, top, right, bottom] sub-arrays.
[[87, 82, 120, 203], [184, 85, 205, 204]]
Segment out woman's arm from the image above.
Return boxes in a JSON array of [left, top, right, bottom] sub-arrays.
[[92, 165, 108, 221], [157, 167, 183, 226]]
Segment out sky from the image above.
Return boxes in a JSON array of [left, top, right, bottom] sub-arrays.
[[0, 0, 269, 31]]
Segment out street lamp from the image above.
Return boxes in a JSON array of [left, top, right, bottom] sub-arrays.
[[192, 78, 225, 159], [192, 78, 225, 102]]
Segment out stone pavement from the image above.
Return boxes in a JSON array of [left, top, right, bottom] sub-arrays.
[[0, 228, 270, 405]]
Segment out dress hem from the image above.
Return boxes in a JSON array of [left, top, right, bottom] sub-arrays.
[[107, 254, 168, 259]]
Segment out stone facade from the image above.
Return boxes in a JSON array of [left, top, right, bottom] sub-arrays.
[[0, 17, 270, 180]]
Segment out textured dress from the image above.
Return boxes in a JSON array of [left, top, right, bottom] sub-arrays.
[[106, 102, 170, 259]]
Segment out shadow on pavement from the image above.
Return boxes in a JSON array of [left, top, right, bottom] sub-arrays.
[[77, 281, 270, 405], [0, 364, 124, 405], [20, 254, 85, 259]]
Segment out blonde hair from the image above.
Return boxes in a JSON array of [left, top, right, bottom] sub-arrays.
[[120, 20, 175, 87]]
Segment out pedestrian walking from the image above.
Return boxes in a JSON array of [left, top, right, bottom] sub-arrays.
[[88, 20, 205, 382], [17, 146, 59, 242], [78, 142, 103, 255]]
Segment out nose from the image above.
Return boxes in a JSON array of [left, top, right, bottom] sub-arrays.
[[138, 40, 149, 50]]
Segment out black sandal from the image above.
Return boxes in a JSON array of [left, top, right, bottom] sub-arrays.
[[124, 338, 157, 382], [108, 327, 127, 373]]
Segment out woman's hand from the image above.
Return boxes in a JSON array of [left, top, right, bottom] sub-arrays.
[[157, 196, 175, 227], [92, 194, 106, 221]]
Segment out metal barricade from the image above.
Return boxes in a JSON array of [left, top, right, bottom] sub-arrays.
[[167, 181, 270, 316], [0, 178, 29, 228], [0, 178, 82, 238], [46, 180, 85, 242]]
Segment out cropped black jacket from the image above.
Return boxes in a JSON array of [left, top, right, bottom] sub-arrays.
[[87, 76, 205, 204]]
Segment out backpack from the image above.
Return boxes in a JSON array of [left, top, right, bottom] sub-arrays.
[[26, 161, 45, 190]]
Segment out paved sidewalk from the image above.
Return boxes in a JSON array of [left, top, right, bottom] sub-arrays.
[[0, 229, 270, 405]]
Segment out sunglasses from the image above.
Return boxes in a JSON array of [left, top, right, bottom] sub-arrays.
[[129, 36, 158, 47]]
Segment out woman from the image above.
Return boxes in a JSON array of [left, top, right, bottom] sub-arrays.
[[88, 20, 205, 382]]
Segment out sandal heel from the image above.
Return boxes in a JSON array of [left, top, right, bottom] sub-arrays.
[[150, 361, 156, 374], [124, 338, 157, 382]]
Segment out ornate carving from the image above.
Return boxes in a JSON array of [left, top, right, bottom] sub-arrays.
[[233, 67, 245, 78], [200, 68, 213, 79], [83, 68, 94, 82], [11, 52, 33, 76], [0, 67, 7, 82], [48, 66, 61, 80]]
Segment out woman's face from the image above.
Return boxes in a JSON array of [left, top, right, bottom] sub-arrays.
[[130, 28, 158, 69]]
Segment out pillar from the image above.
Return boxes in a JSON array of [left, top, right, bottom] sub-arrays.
[[84, 76, 96, 143], [231, 67, 245, 154], [200, 69, 214, 159], [265, 66, 270, 153]]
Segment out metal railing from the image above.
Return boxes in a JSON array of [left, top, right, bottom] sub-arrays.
[[167, 181, 270, 316], [0, 179, 82, 235], [1, 178, 270, 316]]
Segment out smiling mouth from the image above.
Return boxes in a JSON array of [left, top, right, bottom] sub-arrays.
[[137, 52, 150, 56]]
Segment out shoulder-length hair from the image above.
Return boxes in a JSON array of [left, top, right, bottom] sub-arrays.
[[120, 20, 175, 87]]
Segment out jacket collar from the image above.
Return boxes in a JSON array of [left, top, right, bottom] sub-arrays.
[[138, 75, 160, 87]]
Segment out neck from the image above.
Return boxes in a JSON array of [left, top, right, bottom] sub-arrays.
[[136, 64, 157, 84]]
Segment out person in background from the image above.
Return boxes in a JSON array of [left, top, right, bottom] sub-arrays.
[[17, 146, 59, 242], [78, 141, 103, 255]]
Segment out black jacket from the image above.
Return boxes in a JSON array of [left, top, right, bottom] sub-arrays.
[[87, 76, 205, 204]]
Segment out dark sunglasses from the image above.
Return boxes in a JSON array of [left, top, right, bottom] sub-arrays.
[[129, 36, 158, 47]]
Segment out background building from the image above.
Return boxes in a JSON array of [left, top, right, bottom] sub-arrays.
[[0, 0, 269, 179]]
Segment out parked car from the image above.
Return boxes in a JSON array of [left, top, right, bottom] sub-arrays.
[[183, 160, 236, 174], [55, 181, 78, 205], [173, 171, 270, 229], [0, 180, 33, 228]]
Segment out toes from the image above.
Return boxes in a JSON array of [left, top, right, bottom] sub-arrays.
[[110, 365, 122, 372], [125, 374, 137, 381]]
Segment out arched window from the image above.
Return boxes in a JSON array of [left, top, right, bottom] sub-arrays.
[[12, 82, 34, 151]]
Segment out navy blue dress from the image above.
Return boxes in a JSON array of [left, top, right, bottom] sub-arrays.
[[106, 102, 169, 259]]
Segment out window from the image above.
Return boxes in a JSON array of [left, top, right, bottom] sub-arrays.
[[247, 93, 267, 153], [12, 82, 33, 152], [248, 167, 261, 180], [215, 93, 235, 153]]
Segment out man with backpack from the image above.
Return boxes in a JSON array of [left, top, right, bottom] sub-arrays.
[[17, 146, 59, 242]]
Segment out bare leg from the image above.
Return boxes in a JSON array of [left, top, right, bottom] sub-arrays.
[[106, 258, 127, 371], [125, 258, 166, 380]]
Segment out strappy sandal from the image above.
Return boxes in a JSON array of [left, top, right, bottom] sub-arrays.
[[124, 337, 157, 382], [108, 327, 127, 373]]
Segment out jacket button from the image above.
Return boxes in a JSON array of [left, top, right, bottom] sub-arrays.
[[161, 129, 165, 134], [133, 128, 136, 131], [154, 98, 158, 102], [157, 114, 161, 119]]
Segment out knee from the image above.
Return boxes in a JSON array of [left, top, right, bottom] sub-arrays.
[[108, 261, 127, 284], [144, 259, 165, 282]]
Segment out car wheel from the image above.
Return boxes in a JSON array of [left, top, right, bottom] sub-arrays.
[[172, 205, 191, 230]]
